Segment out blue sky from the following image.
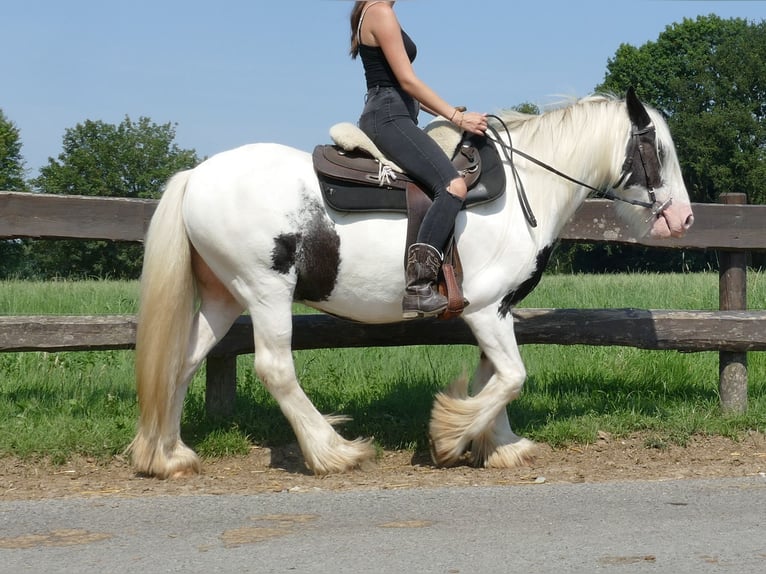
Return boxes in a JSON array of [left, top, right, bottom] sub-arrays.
[[3, 1, 765, 175]]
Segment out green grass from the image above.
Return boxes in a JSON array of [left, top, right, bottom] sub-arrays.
[[0, 273, 764, 463], [0, 279, 139, 315]]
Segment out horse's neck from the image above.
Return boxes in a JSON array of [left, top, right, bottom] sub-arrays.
[[512, 102, 627, 242]]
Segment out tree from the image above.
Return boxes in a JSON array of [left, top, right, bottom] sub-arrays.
[[0, 109, 27, 192], [28, 116, 199, 279], [0, 110, 28, 278], [596, 15, 766, 205], [512, 102, 540, 115], [33, 116, 197, 199]]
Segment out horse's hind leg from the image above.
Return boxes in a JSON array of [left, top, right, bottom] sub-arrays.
[[429, 307, 536, 468], [247, 285, 375, 474], [132, 254, 243, 478], [159, 300, 243, 478], [167, 270, 244, 473]]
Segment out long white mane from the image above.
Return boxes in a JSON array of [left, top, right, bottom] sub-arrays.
[[492, 94, 629, 174], [493, 93, 678, 184]]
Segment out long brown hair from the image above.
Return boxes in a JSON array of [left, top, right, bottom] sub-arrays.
[[349, 2, 366, 59]]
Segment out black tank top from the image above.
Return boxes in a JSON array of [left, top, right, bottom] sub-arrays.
[[359, 30, 417, 89]]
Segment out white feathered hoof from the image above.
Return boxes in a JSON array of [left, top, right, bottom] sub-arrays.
[[128, 433, 201, 479], [302, 437, 377, 476], [470, 435, 537, 469], [428, 376, 475, 467]]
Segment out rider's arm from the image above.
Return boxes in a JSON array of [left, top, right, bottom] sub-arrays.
[[367, 4, 485, 135]]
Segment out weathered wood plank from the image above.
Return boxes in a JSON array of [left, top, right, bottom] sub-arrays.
[[561, 200, 766, 251], [0, 192, 155, 241], [718, 193, 749, 413], [205, 355, 238, 418], [3, 310, 764, 353], [510, 308, 766, 352], [3, 192, 766, 251], [0, 315, 138, 352]]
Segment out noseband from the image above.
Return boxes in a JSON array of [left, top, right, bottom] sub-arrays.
[[485, 115, 671, 228]]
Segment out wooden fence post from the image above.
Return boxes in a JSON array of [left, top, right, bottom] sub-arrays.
[[205, 354, 238, 418], [718, 193, 748, 413]]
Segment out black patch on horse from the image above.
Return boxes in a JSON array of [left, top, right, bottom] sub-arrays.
[[272, 233, 299, 274], [498, 244, 556, 317], [270, 201, 341, 302]]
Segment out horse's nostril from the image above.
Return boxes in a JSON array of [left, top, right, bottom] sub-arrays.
[[684, 214, 695, 229]]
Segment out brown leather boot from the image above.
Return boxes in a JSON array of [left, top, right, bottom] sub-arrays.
[[402, 243, 448, 319]]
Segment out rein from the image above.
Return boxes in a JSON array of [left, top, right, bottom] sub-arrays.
[[484, 114, 666, 228]]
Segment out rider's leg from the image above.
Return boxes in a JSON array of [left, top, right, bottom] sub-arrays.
[[357, 87, 465, 317], [402, 176, 466, 318]]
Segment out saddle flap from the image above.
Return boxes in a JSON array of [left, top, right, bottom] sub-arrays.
[[312, 145, 410, 190]]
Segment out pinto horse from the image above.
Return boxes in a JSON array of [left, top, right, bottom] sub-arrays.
[[129, 90, 694, 478]]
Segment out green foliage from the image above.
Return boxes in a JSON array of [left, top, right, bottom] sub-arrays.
[[512, 102, 540, 115], [0, 109, 27, 191], [547, 242, 717, 274], [33, 116, 197, 199], [25, 238, 144, 280], [0, 239, 28, 280], [0, 110, 29, 278], [26, 116, 199, 279], [597, 15, 766, 204]]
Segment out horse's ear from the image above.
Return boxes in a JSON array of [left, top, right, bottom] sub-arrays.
[[625, 87, 652, 128]]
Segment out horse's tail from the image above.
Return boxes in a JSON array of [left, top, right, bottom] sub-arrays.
[[128, 169, 199, 478]]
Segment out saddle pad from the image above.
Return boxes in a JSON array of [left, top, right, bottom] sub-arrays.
[[315, 134, 506, 213]]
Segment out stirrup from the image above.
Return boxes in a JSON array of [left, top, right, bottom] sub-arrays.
[[402, 292, 448, 319]]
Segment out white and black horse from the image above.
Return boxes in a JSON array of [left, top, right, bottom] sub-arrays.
[[129, 90, 694, 478]]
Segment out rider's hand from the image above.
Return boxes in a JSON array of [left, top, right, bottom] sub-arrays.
[[457, 111, 488, 136]]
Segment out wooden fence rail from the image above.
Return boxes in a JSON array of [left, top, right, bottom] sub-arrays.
[[2, 191, 765, 415], [3, 310, 766, 354], [3, 190, 766, 250]]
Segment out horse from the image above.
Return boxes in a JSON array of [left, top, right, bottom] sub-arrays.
[[128, 90, 694, 479]]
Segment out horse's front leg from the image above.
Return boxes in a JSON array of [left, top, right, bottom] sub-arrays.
[[429, 307, 536, 468], [467, 353, 537, 468]]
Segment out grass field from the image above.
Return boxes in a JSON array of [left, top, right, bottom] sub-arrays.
[[1, 272, 764, 463]]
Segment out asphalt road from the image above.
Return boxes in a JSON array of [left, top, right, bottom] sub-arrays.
[[1, 476, 764, 573]]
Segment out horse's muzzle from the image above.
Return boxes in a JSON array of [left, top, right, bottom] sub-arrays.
[[649, 200, 694, 239]]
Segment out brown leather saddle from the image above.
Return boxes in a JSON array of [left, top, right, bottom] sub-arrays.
[[312, 132, 505, 213], [312, 132, 506, 319]]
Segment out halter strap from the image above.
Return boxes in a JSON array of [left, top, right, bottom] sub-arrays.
[[357, 1, 385, 45]]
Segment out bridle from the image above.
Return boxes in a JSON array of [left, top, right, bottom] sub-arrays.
[[484, 114, 671, 228]]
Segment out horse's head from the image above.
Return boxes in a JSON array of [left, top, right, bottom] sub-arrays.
[[611, 88, 694, 239]]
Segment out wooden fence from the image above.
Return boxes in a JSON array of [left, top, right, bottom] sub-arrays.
[[2, 190, 765, 416]]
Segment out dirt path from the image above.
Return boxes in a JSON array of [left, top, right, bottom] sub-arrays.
[[2, 432, 765, 501]]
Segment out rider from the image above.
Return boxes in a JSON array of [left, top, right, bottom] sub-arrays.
[[350, 1, 488, 318]]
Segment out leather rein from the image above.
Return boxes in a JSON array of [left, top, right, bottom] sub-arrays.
[[484, 114, 670, 228]]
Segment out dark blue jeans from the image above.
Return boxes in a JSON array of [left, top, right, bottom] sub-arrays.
[[358, 86, 462, 252]]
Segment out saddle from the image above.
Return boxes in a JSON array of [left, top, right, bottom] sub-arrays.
[[313, 121, 505, 212], [312, 121, 506, 319]]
